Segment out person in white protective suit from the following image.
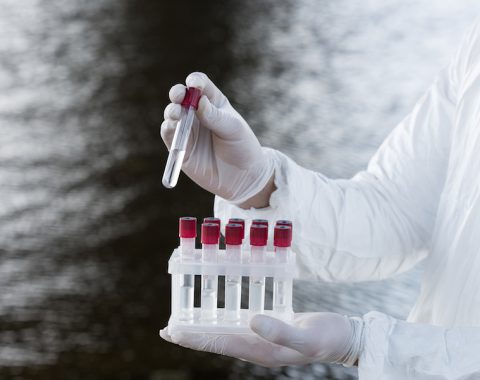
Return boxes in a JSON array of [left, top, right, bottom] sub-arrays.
[[160, 18, 480, 379]]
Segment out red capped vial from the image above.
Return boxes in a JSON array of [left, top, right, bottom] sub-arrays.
[[274, 225, 292, 248], [228, 218, 245, 239], [181, 87, 202, 110], [276, 219, 292, 232], [225, 223, 243, 246], [201, 222, 220, 245], [203, 217, 221, 229], [252, 219, 268, 228], [179, 217, 197, 238], [250, 224, 268, 246]]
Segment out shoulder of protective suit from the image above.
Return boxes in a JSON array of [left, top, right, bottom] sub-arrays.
[[458, 17, 480, 71], [446, 17, 480, 97]]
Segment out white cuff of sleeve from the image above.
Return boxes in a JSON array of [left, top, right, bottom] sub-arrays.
[[214, 148, 298, 238], [357, 311, 394, 379], [341, 316, 365, 367], [227, 147, 276, 206]]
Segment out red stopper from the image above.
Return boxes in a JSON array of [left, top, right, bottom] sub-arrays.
[[274, 225, 292, 247], [201, 222, 220, 244], [276, 220, 293, 234], [203, 217, 221, 229], [181, 87, 202, 110], [228, 218, 245, 239], [225, 223, 243, 245], [250, 224, 268, 246], [252, 219, 268, 228], [179, 217, 197, 238]]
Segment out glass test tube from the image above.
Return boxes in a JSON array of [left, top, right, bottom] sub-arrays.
[[273, 224, 293, 314], [276, 219, 293, 232], [201, 222, 220, 321], [204, 217, 221, 226], [229, 217, 245, 246], [178, 217, 197, 321], [162, 87, 202, 189], [224, 223, 243, 322], [249, 224, 268, 314], [252, 219, 268, 228]]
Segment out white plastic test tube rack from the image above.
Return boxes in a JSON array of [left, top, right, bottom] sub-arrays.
[[167, 218, 296, 335]]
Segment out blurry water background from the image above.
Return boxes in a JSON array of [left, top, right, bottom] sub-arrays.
[[0, 0, 478, 379]]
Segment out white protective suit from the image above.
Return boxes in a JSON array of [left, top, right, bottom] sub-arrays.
[[215, 19, 480, 379]]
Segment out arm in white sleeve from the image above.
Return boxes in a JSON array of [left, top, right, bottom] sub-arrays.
[[359, 312, 480, 379], [215, 24, 476, 282]]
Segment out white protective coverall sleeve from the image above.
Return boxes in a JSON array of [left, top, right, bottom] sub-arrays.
[[360, 311, 480, 379], [215, 29, 472, 283], [214, 17, 480, 380]]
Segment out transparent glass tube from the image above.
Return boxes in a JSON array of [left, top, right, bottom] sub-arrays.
[[225, 244, 241, 322], [162, 106, 195, 189], [201, 243, 218, 321], [249, 245, 266, 313], [171, 273, 181, 318], [273, 246, 292, 314], [249, 277, 265, 313], [179, 238, 195, 321], [273, 279, 292, 313]]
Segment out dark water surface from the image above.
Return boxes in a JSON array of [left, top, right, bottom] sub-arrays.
[[0, 0, 477, 379]]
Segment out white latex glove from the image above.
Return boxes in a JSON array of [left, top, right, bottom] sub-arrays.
[[161, 72, 274, 205], [160, 312, 364, 368]]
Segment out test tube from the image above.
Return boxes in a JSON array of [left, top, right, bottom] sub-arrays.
[[252, 219, 268, 228], [178, 217, 197, 321], [162, 87, 202, 189], [224, 223, 243, 322], [273, 225, 293, 315], [275, 220, 293, 259], [201, 222, 220, 321], [251, 219, 267, 259], [228, 218, 245, 253], [203, 217, 221, 247], [228, 218, 245, 237], [248, 224, 268, 314], [275, 219, 293, 232], [203, 217, 221, 228]]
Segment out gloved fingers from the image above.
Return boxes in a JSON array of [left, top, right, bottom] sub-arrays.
[[238, 345, 310, 368], [160, 120, 176, 149], [159, 328, 172, 342], [164, 103, 182, 121], [169, 331, 306, 368], [250, 314, 310, 356], [169, 84, 186, 104], [268, 345, 313, 367], [169, 331, 258, 357], [196, 95, 242, 139], [186, 72, 228, 108]]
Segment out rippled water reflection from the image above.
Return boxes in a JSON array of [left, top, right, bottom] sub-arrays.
[[0, 0, 477, 379]]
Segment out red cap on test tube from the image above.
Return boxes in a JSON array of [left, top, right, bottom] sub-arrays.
[[181, 87, 202, 110], [203, 217, 221, 229], [179, 217, 197, 238], [276, 219, 292, 231], [228, 218, 245, 239], [252, 219, 268, 228], [201, 222, 220, 245], [274, 225, 292, 248], [250, 224, 268, 246], [225, 223, 243, 245]]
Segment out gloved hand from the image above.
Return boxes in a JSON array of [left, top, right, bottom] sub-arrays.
[[160, 312, 364, 368], [161, 72, 274, 205]]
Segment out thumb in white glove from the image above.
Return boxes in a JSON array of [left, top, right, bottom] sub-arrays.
[[160, 312, 364, 368], [161, 72, 274, 205]]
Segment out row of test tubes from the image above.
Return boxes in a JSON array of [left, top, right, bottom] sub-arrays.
[[176, 217, 293, 323]]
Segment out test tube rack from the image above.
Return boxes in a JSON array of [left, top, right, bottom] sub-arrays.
[[167, 247, 297, 335]]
